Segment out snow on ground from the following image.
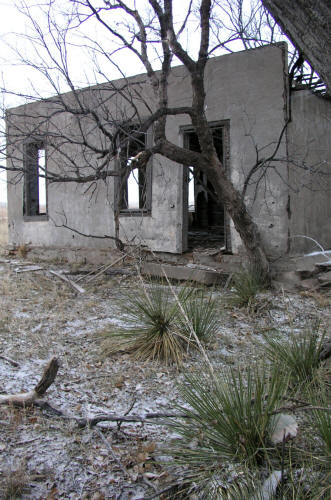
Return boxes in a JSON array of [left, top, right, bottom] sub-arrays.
[[0, 258, 330, 498]]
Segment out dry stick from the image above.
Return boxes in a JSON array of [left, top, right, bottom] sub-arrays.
[[0, 354, 20, 368], [223, 272, 233, 291], [75, 412, 190, 429], [272, 405, 331, 414], [74, 262, 109, 283], [84, 254, 128, 284], [0, 357, 59, 405], [158, 264, 216, 377], [95, 428, 129, 478], [49, 270, 86, 294]]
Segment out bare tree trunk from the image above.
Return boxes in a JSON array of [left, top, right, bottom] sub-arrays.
[[262, 0, 331, 93]]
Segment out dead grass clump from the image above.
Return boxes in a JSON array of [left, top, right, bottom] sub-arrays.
[[17, 244, 29, 258], [0, 461, 30, 499], [300, 290, 331, 309]]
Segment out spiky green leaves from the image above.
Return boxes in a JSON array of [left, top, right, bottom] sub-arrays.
[[102, 282, 219, 365], [168, 364, 289, 468], [262, 327, 326, 389]]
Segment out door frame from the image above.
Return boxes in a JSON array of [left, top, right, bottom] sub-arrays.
[[180, 120, 232, 253]]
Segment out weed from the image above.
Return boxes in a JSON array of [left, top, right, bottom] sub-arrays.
[[262, 326, 325, 390], [229, 266, 267, 309], [17, 244, 29, 258], [0, 462, 30, 499], [308, 388, 331, 459]]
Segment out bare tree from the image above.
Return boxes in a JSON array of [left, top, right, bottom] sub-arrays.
[[2, 0, 327, 274]]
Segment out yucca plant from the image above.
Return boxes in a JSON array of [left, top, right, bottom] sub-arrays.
[[167, 363, 288, 470], [280, 459, 331, 499], [308, 386, 331, 460], [229, 266, 267, 309], [178, 290, 219, 344], [262, 327, 325, 389], [102, 281, 218, 365], [313, 409, 331, 459]]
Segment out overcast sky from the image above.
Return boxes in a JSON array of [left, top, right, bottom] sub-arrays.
[[0, 0, 21, 203]]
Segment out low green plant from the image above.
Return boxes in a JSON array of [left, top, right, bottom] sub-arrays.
[[309, 388, 331, 460], [102, 281, 218, 365], [280, 458, 331, 499], [229, 266, 267, 308], [262, 327, 325, 389], [178, 289, 219, 344], [167, 363, 288, 471]]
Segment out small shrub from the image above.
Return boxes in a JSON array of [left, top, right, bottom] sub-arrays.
[[262, 327, 325, 389], [229, 266, 267, 308], [102, 282, 218, 365]]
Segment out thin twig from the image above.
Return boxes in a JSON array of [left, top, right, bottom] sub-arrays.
[[95, 428, 129, 478], [0, 355, 20, 368], [84, 254, 128, 284]]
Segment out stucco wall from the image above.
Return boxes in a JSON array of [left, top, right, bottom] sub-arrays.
[[167, 43, 289, 255], [7, 44, 291, 257], [288, 91, 331, 254]]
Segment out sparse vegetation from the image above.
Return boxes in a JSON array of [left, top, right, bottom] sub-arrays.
[[0, 259, 330, 498], [17, 244, 29, 258]]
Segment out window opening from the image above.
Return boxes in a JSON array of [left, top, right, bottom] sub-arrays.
[[118, 128, 150, 212], [184, 126, 227, 250], [24, 142, 47, 217]]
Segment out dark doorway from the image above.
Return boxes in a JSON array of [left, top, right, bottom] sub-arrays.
[[184, 126, 228, 250]]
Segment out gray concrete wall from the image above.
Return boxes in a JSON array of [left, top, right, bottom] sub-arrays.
[[167, 43, 289, 256], [288, 91, 331, 254], [7, 44, 293, 257]]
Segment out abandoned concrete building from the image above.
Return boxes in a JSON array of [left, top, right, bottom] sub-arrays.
[[6, 44, 331, 264]]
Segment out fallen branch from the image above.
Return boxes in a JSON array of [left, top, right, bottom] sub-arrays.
[[0, 354, 20, 368], [0, 357, 59, 405], [14, 265, 43, 273], [75, 411, 189, 428]]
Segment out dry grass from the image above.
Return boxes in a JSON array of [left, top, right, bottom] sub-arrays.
[[0, 460, 30, 499]]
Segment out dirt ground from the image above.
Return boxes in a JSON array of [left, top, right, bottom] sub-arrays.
[[0, 255, 330, 499]]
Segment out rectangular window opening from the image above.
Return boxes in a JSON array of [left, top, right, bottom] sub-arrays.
[[118, 127, 151, 213], [24, 142, 47, 217]]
